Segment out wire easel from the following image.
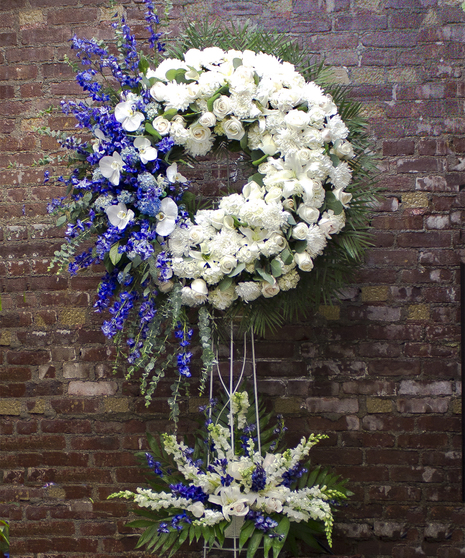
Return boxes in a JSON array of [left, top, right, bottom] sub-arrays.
[[203, 322, 262, 558]]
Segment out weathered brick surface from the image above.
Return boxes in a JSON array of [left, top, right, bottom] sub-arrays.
[[0, 1, 464, 557]]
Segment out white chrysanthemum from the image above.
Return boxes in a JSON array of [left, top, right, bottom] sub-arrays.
[[202, 264, 223, 285], [304, 225, 327, 259], [329, 161, 352, 190], [171, 258, 202, 279], [275, 127, 306, 156], [209, 229, 242, 259], [302, 128, 324, 150], [278, 269, 300, 291], [198, 70, 225, 97], [208, 285, 237, 310], [326, 114, 349, 141], [302, 82, 326, 105], [247, 122, 263, 150], [162, 82, 195, 112], [230, 93, 258, 119], [236, 281, 261, 302], [305, 153, 333, 181], [168, 226, 192, 257], [219, 193, 244, 216]]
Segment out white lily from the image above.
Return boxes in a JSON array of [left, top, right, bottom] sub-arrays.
[[156, 198, 178, 236], [114, 100, 144, 132], [105, 202, 134, 230], [133, 137, 158, 165], [208, 486, 251, 522], [99, 152, 124, 186]]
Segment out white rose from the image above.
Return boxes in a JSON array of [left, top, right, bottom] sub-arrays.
[[269, 232, 286, 251], [297, 204, 319, 224], [212, 95, 232, 119], [219, 255, 237, 275], [263, 498, 283, 514], [333, 141, 354, 159], [152, 116, 171, 136], [284, 109, 310, 129], [198, 111, 217, 128], [282, 198, 295, 211], [211, 210, 226, 229], [189, 226, 205, 245], [222, 116, 245, 141], [296, 148, 313, 165], [261, 279, 280, 299], [292, 222, 308, 240], [189, 123, 211, 143], [294, 252, 314, 272], [187, 502, 205, 518], [150, 81, 166, 102], [157, 279, 174, 293]]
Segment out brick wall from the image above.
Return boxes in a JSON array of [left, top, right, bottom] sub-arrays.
[[0, 0, 463, 557]]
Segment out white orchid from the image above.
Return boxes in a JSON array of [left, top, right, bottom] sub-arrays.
[[133, 137, 158, 165], [105, 203, 134, 230], [99, 152, 124, 186], [155, 197, 178, 236], [166, 163, 187, 184], [114, 100, 145, 132]]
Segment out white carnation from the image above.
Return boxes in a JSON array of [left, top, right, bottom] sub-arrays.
[[236, 281, 261, 302]]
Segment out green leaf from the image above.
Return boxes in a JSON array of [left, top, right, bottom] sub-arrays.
[[287, 213, 297, 226], [330, 153, 340, 167], [247, 531, 263, 558], [249, 172, 264, 186], [228, 262, 246, 277], [139, 55, 150, 74], [233, 57, 243, 69], [162, 108, 179, 121], [263, 532, 273, 558], [145, 122, 162, 140], [240, 132, 249, 151], [56, 215, 67, 227], [293, 240, 307, 253], [239, 521, 256, 550], [219, 276, 233, 291], [207, 93, 221, 112], [109, 243, 122, 265], [270, 259, 283, 277], [165, 68, 183, 81], [280, 248, 293, 265], [255, 267, 274, 285]]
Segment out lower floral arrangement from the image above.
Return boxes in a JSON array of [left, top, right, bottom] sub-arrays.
[[110, 392, 351, 557]]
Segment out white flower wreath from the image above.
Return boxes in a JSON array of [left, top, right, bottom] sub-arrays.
[[138, 47, 355, 311]]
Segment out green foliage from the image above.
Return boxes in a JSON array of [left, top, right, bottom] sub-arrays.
[[0, 520, 9, 553]]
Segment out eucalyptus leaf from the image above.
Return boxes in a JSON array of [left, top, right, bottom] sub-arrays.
[[255, 267, 274, 285], [293, 240, 307, 253], [228, 262, 246, 277], [271, 259, 283, 277]]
